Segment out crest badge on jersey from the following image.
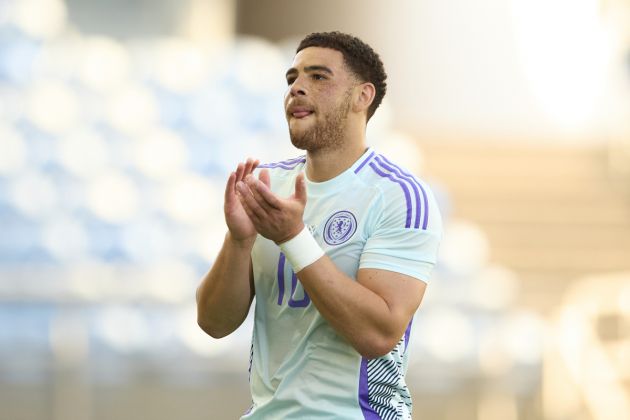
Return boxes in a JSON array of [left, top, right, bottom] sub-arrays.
[[323, 210, 357, 245]]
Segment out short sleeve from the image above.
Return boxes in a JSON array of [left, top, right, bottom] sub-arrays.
[[359, 184, 443, 282]]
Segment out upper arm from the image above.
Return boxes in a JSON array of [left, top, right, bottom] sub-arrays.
[[357, 268, 426, 338], [354, 177, 442, 338]]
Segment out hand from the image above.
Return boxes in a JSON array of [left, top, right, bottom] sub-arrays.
[[236, 170, 306, 244], [224, 158, 260, 245]]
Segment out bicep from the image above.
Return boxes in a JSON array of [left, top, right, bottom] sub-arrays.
[[357, 268, 426, 333]]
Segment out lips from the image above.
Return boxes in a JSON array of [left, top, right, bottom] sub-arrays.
[[287, 105, 314, 119]]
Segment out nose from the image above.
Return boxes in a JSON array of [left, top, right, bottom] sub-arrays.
[[288, 76, 307, 97]]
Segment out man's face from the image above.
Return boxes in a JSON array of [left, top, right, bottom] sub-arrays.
[[284, 47, 356, 151]]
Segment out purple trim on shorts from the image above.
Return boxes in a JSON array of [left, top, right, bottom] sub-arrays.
[[359, 358, 381, 419], [369, 162, 413, 228], [354, 151, 376, 174], [404, 318, 413, 353], [379, 155, 430, 230], [374, 156, 421, 229]]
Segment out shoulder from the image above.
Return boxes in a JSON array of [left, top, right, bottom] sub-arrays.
[[358, 152, 441, 232]]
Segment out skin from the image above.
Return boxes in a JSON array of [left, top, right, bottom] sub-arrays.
[[197, 47, 426, 358]]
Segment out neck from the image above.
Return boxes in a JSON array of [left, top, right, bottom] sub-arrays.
[[305, 130, 367, 182]]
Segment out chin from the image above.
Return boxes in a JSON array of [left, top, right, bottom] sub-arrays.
[[289, 135, 309, 151]]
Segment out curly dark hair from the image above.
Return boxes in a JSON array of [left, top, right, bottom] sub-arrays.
[[296, 31, 387, 121]]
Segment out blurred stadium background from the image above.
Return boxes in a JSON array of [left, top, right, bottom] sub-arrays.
[[1, 0, 630, 419]]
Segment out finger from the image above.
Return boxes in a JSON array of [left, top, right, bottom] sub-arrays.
[[234, 162, 245, 183], [294, 172, 307, 205], [255, 178, 283, 209], [237, 193, 260, 224], [259, 169, 271, 188], [245, 175, 274, 213], [243, 158, 260, 178], [224, 172, 237, 206], [237, 180, 268, 219]]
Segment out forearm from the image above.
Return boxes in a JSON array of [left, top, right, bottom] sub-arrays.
[[196, 233, 254, 338], [297, 258, 405, 359]]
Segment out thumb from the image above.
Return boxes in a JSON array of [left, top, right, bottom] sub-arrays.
[[294, 172, 307, 204]]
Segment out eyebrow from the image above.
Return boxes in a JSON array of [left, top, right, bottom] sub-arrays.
[[285, 65, 334, 79]]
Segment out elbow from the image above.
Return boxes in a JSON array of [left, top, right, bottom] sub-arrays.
[[356, 335, 399, 359], [197, 315, 232, 339]]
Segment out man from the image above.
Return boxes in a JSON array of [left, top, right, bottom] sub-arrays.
[[196, 31, 442, 419]]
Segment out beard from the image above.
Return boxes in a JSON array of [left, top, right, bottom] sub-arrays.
[[288, 90, 352, 152]]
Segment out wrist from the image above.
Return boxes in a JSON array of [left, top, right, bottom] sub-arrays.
[[226, 232, 256, 249], [274, 223, 305, 246], [278, 225, 324, 272]]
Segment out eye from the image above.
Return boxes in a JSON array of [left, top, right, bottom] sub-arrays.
[[286, 76, 296, 86], [312, 74, 326, 81]]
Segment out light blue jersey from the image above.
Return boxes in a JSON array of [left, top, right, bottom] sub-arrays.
[[243, 148, 442, 419]]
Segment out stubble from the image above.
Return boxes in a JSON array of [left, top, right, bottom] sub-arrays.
[[289, 89, 352, 152]]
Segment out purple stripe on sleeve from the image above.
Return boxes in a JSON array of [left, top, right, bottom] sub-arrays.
[[359, 358, 381, 420], [421, 185, 429, 230], [369, 162, 412, 228], [374, 156, 421, 229], [378, 155, 430, 230], [354, 151, 375, 174]]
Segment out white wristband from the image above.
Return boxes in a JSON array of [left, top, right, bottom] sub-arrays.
[[279, 225, 324, 272]]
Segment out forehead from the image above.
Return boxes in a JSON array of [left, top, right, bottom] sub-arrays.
[[290, 47, 347, 72]]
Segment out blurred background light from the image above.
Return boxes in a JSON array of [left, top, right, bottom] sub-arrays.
[[421, 307, 476, 363], [86, 172, 139, 223], [142, 260, 195, 303], [105, 84, 159, 135], [152, 38, 207, 93], [510, 0, 612, 133], [133, 128, 189, 180], [10, 0, 68, 39], [478, 327, 514, 377], [78, 36, 130, 92], [502, 310, 545, 365], [0, 124, 27, 175], [232, 38, 287, 94], [41, 217, 88, 261], [56, 128, 110, 178], [159, 173, 220, 224], [95, 306, 151, 353], [439, 219, 490, 276], [120, 219, 173, 262], [477, 392, 518, 420], [27, 81, 80, 134], [470, 265, 520, 311], [9, 171, 59, 220]]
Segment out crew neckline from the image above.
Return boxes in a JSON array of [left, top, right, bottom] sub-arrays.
[[304, 147, 375, 196]]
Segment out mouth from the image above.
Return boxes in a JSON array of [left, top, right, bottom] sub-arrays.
[[287, 105, 314, 119], [291, 111, 313, 119]]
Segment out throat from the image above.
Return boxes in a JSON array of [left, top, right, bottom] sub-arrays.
[[306, 144, 367, 182]]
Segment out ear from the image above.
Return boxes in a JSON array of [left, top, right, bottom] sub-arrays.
[[352, 82, 376, 115]]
